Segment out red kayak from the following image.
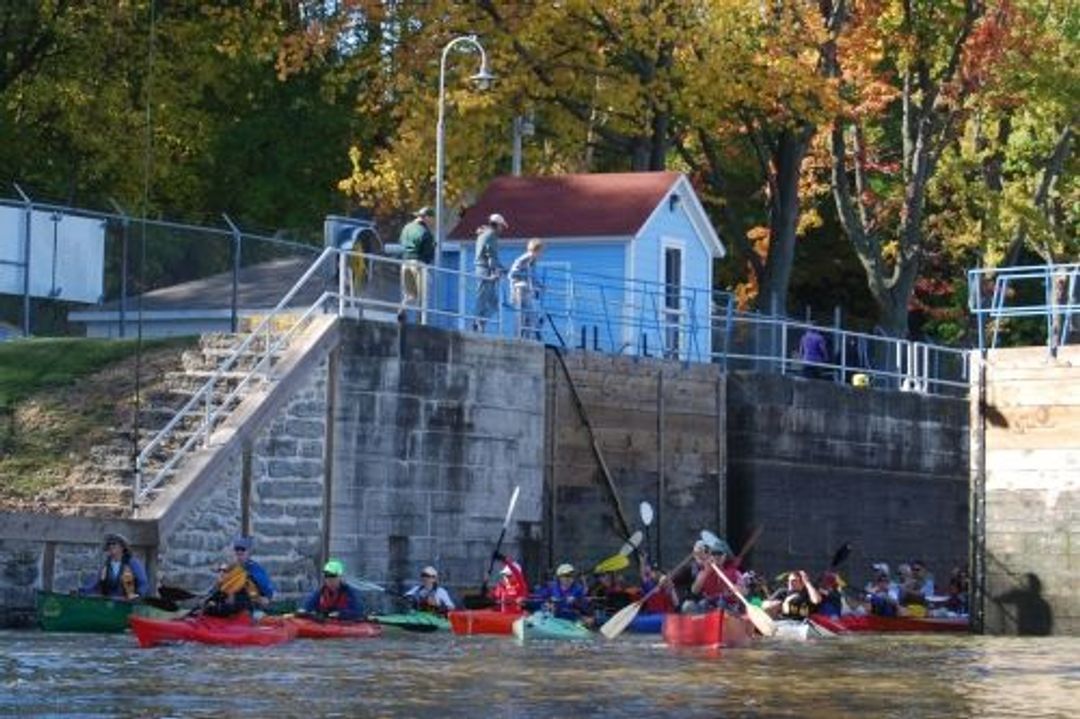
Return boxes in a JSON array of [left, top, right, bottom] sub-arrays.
[[130, 613, 296, 648], [282, 616, 382, 640], [662, 611, 754, 649], [664, 610, 723, 647], [810, 614, 969, 634], [448, 609, 522, 636]]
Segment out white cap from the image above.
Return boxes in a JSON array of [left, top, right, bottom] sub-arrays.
[[872, 562, 890, 576], [421, 566, 438, 579], [693, 540, 710, 553], [488, 213, 508, 228], [555, 563, 575, 577]]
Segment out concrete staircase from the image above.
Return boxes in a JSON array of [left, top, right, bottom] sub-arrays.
[[42, 324, 294, 517]]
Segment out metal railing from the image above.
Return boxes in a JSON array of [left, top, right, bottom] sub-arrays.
[[968, 262, 1080, 354]]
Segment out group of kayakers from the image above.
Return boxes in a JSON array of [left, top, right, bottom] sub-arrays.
[[80, 530, 966, 629]]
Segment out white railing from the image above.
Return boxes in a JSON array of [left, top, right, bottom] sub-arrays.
[[135, 247, 971, 505]]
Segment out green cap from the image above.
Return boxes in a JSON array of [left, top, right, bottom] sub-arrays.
[[323, 559, 345, 577]]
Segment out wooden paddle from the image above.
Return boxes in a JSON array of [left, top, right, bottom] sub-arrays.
[[158, 584, 198, 602], [709, 561, 777, 637], [140, 595, 180, 612], [599, 552, 695, 640], [480, 485, 521, 598]]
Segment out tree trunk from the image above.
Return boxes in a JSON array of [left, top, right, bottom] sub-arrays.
[[758, 126, 812, 314]]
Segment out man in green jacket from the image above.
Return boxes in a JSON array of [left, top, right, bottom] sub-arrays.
[[398, 206, 435, 322]]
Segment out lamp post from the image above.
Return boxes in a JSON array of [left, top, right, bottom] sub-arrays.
[[434, 35, 494, 274]]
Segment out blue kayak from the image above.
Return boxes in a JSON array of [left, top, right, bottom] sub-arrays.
[[627, 613, 665, 634]]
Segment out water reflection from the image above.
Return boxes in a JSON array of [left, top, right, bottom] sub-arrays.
[[2, 631, 1078, 718]]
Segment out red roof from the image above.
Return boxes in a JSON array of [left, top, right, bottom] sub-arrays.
[[448, 171, 681, 240]]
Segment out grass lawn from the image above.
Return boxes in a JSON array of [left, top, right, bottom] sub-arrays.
[[0, 337, 196, 503]]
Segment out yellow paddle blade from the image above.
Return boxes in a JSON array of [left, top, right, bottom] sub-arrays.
[[219, 565, 248, 595], [593, 554, 631, 574]]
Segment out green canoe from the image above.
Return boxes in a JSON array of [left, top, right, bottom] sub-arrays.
[[370, 612, 451, 633], [36, 591, 181, 633], [512, 613, 594, 642]]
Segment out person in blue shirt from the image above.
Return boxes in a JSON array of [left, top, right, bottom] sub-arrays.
[[202, 536, 275, 617], [538, 563, 589, 620], [300, 559, 364, 621], [82, 533, 148, 600]]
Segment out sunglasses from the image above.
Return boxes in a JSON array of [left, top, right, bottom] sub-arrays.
[[216, 567, 228, 573], [233, 547, 249, 552], [323, 573, 340, 578], [421, 573, 437, 579]]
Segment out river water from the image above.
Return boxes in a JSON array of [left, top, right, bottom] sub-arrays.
[[1, 629, 1078, 718]]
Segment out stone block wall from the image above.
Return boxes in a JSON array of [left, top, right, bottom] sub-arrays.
[[726, 372, 970, 586], [329, 322, 545, 604], [978, 346, 1080, 636], [156, 357, 331, 601]]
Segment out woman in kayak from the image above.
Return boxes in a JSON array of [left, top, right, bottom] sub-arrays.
[[491, 553, 529, 612], [300, 559, 364, 620], [681, 540, 724, 613], [82, 533, 148, 600], [404, 566, 456, 614], [538, 563, 589, 620], [764, 570, 822, 619]]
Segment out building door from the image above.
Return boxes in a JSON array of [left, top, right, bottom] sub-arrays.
[[662, 243, 683, 357]]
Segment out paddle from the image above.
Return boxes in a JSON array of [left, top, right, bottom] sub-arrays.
[[140, 595, 180, 612], [708, 561, 777, 637], [591, 530, 643, 575], [158, 584, 198, 602], [734, 524, 765, 565], [640, 501, 654, 558], [599, 552, 696, 640], [480, 485, 521, 599], [699, 529, 734, 558]]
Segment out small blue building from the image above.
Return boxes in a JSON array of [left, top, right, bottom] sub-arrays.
[[443, 171, 725, 359]]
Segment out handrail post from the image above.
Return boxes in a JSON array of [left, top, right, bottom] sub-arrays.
[[780, 320, 788, 375], [223, 214, 242, 334], [337, 249, 346, 317]]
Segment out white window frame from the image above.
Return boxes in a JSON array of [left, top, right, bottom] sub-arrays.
[[659, 236, 687, 359]]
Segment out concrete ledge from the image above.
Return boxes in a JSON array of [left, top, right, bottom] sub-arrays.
[[0, 512, 158, 547]]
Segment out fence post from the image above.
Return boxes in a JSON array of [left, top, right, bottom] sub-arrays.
[[108, 199, 131, 338], [13, 183, 32, 337], [223, 214, 242, 334]]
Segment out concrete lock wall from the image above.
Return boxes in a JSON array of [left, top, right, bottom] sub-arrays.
[[977, 346, 1080, 636], [546, 353, 726, 574], [726, 372, 970, 586], [328, 322, 546, 605]]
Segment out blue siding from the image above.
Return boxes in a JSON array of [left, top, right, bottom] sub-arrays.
[[633, 201, 715, 359]]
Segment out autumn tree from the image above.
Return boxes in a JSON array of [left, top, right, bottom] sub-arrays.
[[824, 0, 1002, 336]]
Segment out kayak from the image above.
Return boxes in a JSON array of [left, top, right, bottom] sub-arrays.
[[662, 611, 754, 649], [627, 613, 665, 634], [810, 614, 969, 634], [448, 609, 522, 636], [371, 612, 451, 633], [36, 590, 180, 633], [663, 610, 724, 648], [283, 616, 382, 640], [770, 619, 838, 641], [130, 613, 296, 648], [512, 613, 593, 641]]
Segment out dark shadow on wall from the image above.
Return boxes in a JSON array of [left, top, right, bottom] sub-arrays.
[[994, 572, 1053, 636]]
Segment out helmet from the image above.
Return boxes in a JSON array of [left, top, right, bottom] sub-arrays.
[[555, 563, 575, 577], [323, 559, 345, 577], [488, 213, 508, 228]]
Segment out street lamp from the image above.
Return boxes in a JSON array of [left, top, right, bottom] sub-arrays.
[[434, 35, 494, 274]]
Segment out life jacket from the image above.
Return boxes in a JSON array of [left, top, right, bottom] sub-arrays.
[[492, 560, 528, 612], [98, 557, 137, 599], [410, 584, 449, 614], [315, 585, 353, 614]]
